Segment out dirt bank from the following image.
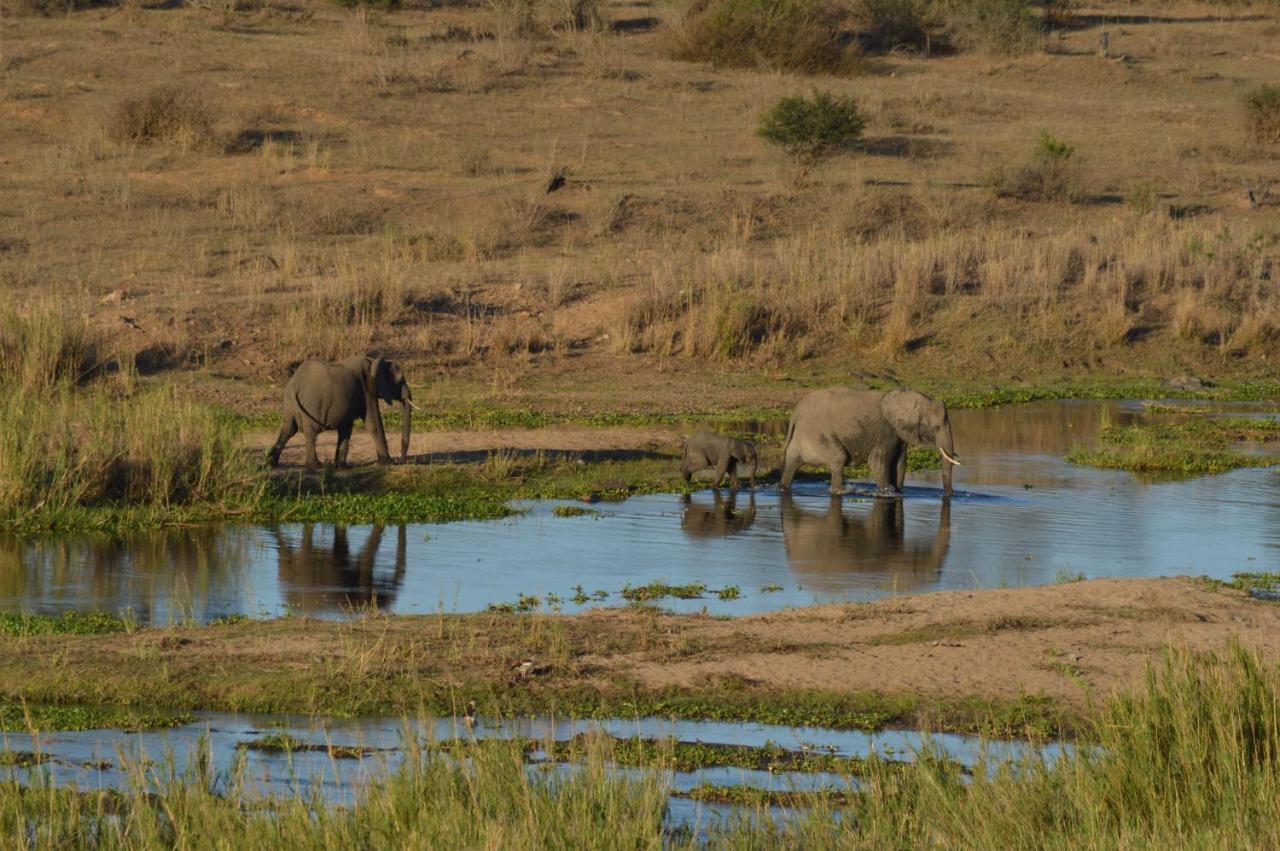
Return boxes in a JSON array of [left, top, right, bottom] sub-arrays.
[[5, 578, 1276, 730], [243, 424, 685, 466]]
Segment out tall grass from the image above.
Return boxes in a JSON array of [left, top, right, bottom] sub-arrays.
[[0, 733, 678, 849], [0, 384, 265, 529], [0, 645, 1276, 846], [0, 301, 265, 530], [611, 217, 1280, 360]]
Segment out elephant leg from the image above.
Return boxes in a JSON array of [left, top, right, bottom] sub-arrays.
[[780, 444, 801, 491], [895, 445, 908, 491], [728, 459, 739, 490], [303, 429, 321, 469], [870, 446, 900, 498], [827, 452, 847, 496], [712, 457, 731, 489], [335, 423, 354, 468], [267, 417, 297, 467]]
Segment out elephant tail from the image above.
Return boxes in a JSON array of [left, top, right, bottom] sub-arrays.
[[291, 390, 326, 431]]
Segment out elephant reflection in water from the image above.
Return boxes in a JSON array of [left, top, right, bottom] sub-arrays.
[[780, 494, 950, 593], [273, 524, 407, 614], [680, 491, 757, 539]]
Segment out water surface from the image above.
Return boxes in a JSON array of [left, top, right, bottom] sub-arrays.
[[3, 400, 1278, 621]]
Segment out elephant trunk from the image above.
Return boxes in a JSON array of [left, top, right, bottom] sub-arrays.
[[399, 387, 413, 463], [937, 422, 958, 496]]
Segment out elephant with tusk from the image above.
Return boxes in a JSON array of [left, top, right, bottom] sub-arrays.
[[779, 387, 960, 497], [266, 355, 415, 468]]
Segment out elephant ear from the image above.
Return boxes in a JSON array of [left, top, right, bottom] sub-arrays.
[[363, 356, 384, 412], [880, 389, 927, 445]]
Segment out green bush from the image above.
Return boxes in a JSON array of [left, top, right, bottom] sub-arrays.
[[667, 0, 862, 76], [107, 87, 217, 150], [989, 130, 1080, 201], [758, 90, 867, 163], [940, 0, 1040, 55], [1244, 84, 1280, 144]]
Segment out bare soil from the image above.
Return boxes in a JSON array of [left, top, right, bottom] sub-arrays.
[[6, 578, 1277, 722], [244, 423, 683, 465]]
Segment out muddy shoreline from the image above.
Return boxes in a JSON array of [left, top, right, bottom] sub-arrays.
[[3, 578, 1276, 737]]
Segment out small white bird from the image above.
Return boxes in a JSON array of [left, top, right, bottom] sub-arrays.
[[463, 700, 477, 732]]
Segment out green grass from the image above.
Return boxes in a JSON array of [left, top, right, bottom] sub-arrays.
[[0, 702, 190, 733], [552, 505, 606, 518], [1, 645, 1274, 847], [0, 611, 132, 637], [1065, 418, 1280, 476], [620, 582, 710, 602], [682, 784, 851, 807]]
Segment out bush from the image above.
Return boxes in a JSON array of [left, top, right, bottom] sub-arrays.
[[1244, 84, 1280, 144], [852, 0, 940, 53], [758, 90, 866, 163], [940, 0, 1040, 55], [667, 0, 862, 76], [107, 87, 217, 150], [989, 130, 1080, 201]]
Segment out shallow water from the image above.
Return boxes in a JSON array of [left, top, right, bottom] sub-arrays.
[[0, 710, 1063, 830], [2, 400, 1278, 622]]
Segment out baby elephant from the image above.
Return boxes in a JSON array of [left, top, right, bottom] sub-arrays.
[[681, 431, 758, 490]]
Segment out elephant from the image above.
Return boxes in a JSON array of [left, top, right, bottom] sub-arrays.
[[267, 355, 415, 468], [273, 524, 408, 614], [680, 431, 758, 489], [680, 491, 757, 538], [780, 493, 950, 593], [779, 388, 960, 497]]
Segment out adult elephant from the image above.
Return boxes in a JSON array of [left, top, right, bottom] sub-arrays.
[[779, 388, 960, 496], [267, 355, 415, 468], [780, 494, 951, 593]]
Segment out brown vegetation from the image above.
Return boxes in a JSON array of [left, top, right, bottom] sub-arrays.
[[0, 0, 1277, 412]]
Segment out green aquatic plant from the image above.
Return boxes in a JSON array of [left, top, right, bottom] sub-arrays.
[[1065, 419, 1280, 476], [552, 506, 605, 519], [620, 582, 709, 603]]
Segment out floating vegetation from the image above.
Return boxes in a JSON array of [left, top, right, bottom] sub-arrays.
[[238, 732, 379, 760], [552, 506, 606, 519], [1066, 419, 1280, 476], [760, 584, 784, 594], [717, 586, 742, 601], [621, 582, 709, 602], [681, 784, 852, 807], [553, 734, 899, 775]]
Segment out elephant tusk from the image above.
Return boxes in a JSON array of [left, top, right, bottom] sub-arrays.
[[939, 448, 962, 466], [406, 400, 420, 411]]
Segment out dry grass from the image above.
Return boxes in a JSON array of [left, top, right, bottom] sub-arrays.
[[1, 0, 1278, 399]]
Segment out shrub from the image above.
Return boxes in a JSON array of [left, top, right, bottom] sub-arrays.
[[940, 0, 1040, 55], [107, 87, 217, 150], [667, 0, 862, 76], [851, 0, 940, 53], [758, 90, 866, 164], [1244, 84, 1280, 144], [989, 130, 1080, 201]]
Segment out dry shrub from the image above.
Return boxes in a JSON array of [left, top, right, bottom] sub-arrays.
[[666, 0, 862, 76], [1244, 85, 1280, 145], [107, 87, 217, 151]]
